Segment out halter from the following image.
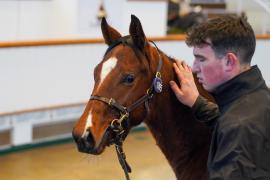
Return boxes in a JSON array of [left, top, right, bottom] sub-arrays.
[[90, 36, 163, 180]]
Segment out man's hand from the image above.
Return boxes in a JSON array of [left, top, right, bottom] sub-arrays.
[[170, 60, 199, 107]]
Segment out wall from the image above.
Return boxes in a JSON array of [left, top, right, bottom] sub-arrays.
[[0, 0, 77, 41], [0, 39, 269, 114], [0, 0, 269, 41], [0, 0, 167, 41], [226, 0, 270, 34]]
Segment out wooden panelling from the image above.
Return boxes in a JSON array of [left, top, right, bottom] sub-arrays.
[[0, 130, 11, 146], [33, 121, 76, 140], [0, 102, 86, 117], [0, 38, 104, 48]]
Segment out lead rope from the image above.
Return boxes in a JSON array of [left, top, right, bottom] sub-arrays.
[[110, 113, 132, 180], [115, 140, 131, 180]]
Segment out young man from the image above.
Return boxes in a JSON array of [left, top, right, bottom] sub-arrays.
[[170, 14, 270, 179]]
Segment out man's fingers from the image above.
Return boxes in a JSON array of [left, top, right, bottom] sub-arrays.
[[169, 81, 184, 97], [175, 60, 184, 70], [181, 61, 192, 72], [188, 65, 192, 72], [173, 63, 185, 80], [175, 60, 192, 73]]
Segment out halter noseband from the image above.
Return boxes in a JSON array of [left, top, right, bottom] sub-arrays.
[[90, 37, 163, 180]]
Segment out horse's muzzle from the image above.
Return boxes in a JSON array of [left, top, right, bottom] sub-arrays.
[[72, 129, 97, 154], [72, 128, 113, 155]]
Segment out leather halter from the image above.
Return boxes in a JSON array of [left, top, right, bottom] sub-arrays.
[[90, 36, 163, 180], [91, 37, 163, 130]]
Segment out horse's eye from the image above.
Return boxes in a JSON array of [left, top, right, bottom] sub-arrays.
[[124, 74, 135, 84]]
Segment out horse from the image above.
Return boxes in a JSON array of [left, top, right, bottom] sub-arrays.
[[72, 15, 212, 180]]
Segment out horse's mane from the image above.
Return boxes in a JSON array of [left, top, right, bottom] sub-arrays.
[[141, 44, 213, 179]]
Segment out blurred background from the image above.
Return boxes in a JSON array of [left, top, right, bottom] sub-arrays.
[[0, 0, 269, 179]]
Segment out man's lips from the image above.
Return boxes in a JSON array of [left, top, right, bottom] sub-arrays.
[[197, 77, 203, 84]]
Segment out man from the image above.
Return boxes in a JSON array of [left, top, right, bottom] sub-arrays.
[[170, 14, 270, 179]]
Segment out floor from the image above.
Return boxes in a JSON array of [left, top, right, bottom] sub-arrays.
[[0, 130, 176, 180]]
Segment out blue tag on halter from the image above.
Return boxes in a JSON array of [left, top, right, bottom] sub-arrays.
[[153, 77, 163, 93]]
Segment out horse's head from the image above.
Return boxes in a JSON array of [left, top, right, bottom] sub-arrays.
[[72, 15, 162, 154]]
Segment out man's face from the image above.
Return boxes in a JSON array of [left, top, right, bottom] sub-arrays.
[[192, 44, 228, 92]]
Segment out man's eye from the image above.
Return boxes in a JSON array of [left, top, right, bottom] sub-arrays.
[[199, 58, 205, 62], [123, 74, 135, 84]]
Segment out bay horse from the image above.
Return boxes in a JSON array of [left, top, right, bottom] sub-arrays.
[[72, 15, 212, 180]]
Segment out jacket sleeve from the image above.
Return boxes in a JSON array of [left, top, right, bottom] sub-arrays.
[[191, 95, 220, 127]]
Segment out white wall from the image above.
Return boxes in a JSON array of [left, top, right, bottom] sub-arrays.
[[0, 44, 106, 113], [0, 0, 85, 41], [0, 1, 18, 40], [121, 1, 167, 37], [0, 0, 167, 41], [0, 39, 269, 114], [226, 0, 270, 34], [0, 0, 269, 41]]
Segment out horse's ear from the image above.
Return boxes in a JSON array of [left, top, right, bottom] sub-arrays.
[[101, 18, 122, 45], [129, 15, 147, 51]]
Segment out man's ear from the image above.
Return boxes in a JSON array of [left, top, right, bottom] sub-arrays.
[[224, 53, 239, 72]]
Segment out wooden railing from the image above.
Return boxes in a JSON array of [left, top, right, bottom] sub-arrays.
[[0, 102, 87, 117], [0, 35, 187, 48], [0, 34, 269, 48]]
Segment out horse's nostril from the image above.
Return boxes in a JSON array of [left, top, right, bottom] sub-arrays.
[[81, 130, 95, 150], [86, 132, 94, 144], [72, 129, 96, 153]]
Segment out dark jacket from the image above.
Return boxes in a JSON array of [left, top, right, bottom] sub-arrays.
[[192, 66, 270, 180]]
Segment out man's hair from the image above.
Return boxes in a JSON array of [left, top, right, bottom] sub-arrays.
[[185, 14, 256, 64]]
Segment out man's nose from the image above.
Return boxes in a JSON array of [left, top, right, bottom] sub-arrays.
[[192, 61, 199, 73]]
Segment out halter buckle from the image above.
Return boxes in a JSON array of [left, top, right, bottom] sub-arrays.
[[155, 71, 161, 78], [110, 112, 129, 132], [146, 88, 154, 98], [119, 112, 129, 122], [109, 98, 115, 106], [111, 119, 123, 132]]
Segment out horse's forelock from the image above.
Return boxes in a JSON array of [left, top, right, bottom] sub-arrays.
[[104, 36, 144, 59]]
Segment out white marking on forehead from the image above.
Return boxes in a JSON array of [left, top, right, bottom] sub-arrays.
[[98, 57, 118, 87], [82, 109, 93, 137]]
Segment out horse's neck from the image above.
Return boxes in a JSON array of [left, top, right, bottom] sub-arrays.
[[144, 55, 210, 179], [145, 89, 200, 178]]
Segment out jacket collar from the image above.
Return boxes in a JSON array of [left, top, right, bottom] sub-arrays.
[[212, 65, 266, 108]]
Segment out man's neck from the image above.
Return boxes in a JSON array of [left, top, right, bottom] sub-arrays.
[[229, 63, 251, 81], [240, 64, 251, 73]]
